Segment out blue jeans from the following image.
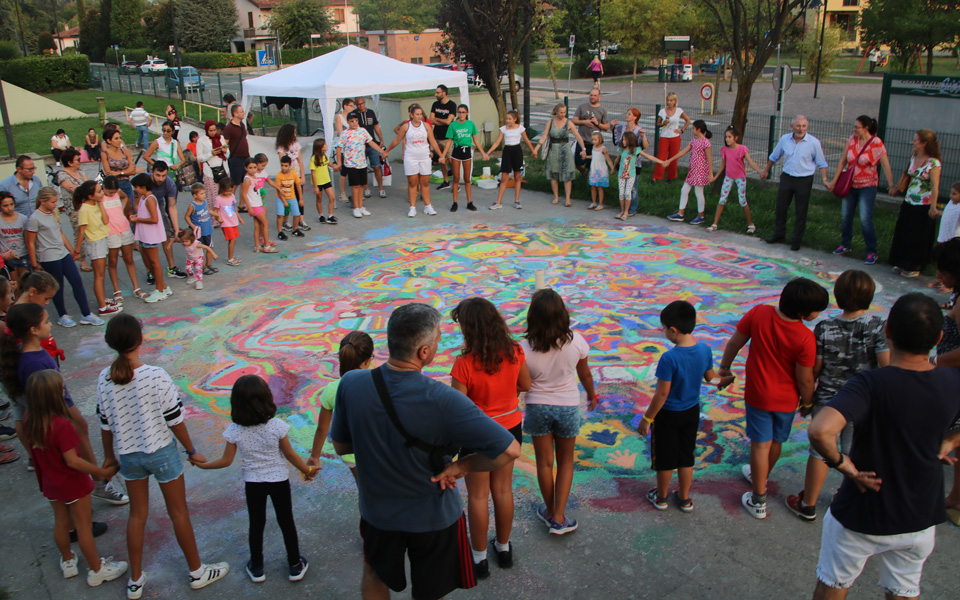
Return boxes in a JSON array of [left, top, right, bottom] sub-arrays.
[[841, 186, 878, 254], [38, 254, 91, 318], [135, 125, 150, 148], [629, 174, 640, 214]]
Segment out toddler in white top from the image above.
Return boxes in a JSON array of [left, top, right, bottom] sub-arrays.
[[194, 374, 314, 584]]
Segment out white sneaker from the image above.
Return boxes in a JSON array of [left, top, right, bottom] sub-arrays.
[[407, 206, 417, 218], [61, 554, 79, 579], [79, 314, 105, 326], [92, 479, 129, 505], [360, 207, 371, 216], [363, 188, 371, 198], [195, 280, 203, 290], [424, 205, 437, 216], [87, 556, 128, 587], [161, 286, 173, 298], [353, 208, 363, 218], [742, 491, 767, 520], [379, 189, 387, 198], [185, 277, 197, 285], [127, 574, 145, 599], [57, 315, 77, 328], [189, 562, 230, 590], [143, 290, 166, 303], [742, 464, 753, 484]]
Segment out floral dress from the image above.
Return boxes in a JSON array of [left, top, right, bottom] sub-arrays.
[[544, 119, 576, 182], [684, 137, 712, 186]]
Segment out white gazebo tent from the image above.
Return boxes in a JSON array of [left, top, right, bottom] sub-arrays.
[[240, 46, 469, 149]]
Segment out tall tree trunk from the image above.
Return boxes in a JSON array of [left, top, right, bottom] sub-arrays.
[[731, 69, 762, 136], [926, 46, 934, 76], [506, 49, 519, 111], [632, 56, 637, 81], [547, 47, 560, 99]]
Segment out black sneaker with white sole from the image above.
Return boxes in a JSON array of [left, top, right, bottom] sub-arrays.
[[291, 229, 304, 237], [327, 216, 338, 224], [277, 231, 288, 241], [168, 266, 187, 279], [318, 216, 327, 224], [437, 181, 451, 190]]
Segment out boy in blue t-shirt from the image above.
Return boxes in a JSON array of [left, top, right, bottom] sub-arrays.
[[638, 301, 732, 512], [184, 183, 216, 272]]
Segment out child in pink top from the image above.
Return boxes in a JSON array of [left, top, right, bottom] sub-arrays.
[[129, 174, 168, 303], [665, 120, 714, 225], [101, 176, 144, 302], [177, 227, 217, 290], [707, 126, 763, 234], [210, 177, 244, 266]]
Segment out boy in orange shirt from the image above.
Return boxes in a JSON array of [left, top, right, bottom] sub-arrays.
[[718, 277, 829, 519], [274, 156, 303, 241]]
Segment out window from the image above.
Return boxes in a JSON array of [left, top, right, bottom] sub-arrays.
[[842, 0, 858, 6], [248, 12, 254, 28], [334, 8, 345, 22], [411, 57, 423, 64], [379, 43, 387, 56]]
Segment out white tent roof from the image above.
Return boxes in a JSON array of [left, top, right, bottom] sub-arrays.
[[240, 46, 469, 149]]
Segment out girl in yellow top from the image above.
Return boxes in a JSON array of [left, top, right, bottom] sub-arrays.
[[310, 139, 338, 225], [73, 182, 121, 316]]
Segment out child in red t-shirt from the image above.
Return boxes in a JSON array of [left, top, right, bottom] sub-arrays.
[[719, 278, 829, 520], [23, 370, 128, 586], [449, 297, 531, 578]]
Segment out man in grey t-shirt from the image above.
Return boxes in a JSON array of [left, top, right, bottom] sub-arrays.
[[328, 303, 520, 600], [572, 88, 610, 173]]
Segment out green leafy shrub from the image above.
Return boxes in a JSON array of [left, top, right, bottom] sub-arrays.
[[0, 41, 22, 61], [571, 55, 635, 77], [0, 54, 91, 92]]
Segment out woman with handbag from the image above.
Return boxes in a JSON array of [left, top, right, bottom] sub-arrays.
[[197, 120, 230, 204], [143, 120, 187, 176], [828, 115, 895, 265], [101, 128, 139, 208], [888, 129, 943, 278], [533, 103, 586, 207]]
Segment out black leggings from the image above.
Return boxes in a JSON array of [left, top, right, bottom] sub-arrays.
[[39, 254, 90, 318], [245, 480, 300, 568]]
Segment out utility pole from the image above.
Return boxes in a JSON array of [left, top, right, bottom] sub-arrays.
[[50, 0, 64, 54], [814, 1, 827, 99], [170, 0, 184, 99], [13, 0, 28, 56]]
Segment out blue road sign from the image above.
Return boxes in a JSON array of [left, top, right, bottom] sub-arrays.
[[257, 50, 275, 67]]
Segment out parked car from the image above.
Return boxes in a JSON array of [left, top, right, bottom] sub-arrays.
[[164, 67, 205, 93], [119, 60, 139, 74], [425, 62, 457, 71], [140, 59, 168, 75], [89, 70, 102, 89]]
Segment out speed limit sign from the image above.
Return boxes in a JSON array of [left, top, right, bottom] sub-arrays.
[[700, 83, 713, 101]]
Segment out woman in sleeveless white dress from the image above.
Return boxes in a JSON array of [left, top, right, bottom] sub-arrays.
[[382, 104, 445, 218]]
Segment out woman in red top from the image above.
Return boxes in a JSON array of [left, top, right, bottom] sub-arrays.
[[828, 115, 896, 265], [23, 369, 128, 586], [450, 298, 530, 579]]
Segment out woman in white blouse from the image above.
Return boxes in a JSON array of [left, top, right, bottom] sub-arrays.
[[653, 92, 691, 184]]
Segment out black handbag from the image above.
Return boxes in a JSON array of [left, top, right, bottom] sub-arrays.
[[370, 366, 460, 475], [210, 165, 228, 183]]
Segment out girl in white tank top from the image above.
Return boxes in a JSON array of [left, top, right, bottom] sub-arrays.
[[405, 121, 430, 160]]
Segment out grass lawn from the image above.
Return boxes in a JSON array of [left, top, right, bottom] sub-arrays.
[[1, 116, 105, 157], [467, 153, 921, 272]]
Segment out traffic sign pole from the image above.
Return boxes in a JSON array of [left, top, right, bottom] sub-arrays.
[[567, 34, 575, 94]]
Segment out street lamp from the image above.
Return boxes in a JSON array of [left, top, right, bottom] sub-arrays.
[[170, 0, 185, 98]]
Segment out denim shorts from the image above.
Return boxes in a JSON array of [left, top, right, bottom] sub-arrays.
[[745, 404, 795, 443], [119, 441, 183, 483], [275, 197, 301, 217], [5, 255, 29, 270], [523, 403, 581, 438], [140, 242, 159, 249]]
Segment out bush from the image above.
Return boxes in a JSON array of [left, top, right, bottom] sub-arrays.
[[0, 54, 91, 92], [180, 52, 254, 69], [802, 26, 842, 81], [572, 55, 635, 78], [278, 44, 340, 65], [0, 41, 22, 61]]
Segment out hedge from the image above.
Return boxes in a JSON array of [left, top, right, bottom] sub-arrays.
[[113, 45, 343, 71], [572, 55, 636, 77], [0, 54, 90, 92]]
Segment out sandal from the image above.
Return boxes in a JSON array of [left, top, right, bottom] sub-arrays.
[[0, 451, 20, 464], [261, 246, 279, 254], [226, 258, 242, 266], [132, 288, 148, 300], [677, 496, 694, 513], [202, 266, 217, 275], [79, 263, 93, 272], [113, 291, 124, 304], [588, 203, 597, 210], [552, 199, 560, 205], [593, 205, 604, 211], [0, 444, 14, 453], [564, 202, 572, 207], [706, 224, 718, 232], [747, 224, 756, 234]]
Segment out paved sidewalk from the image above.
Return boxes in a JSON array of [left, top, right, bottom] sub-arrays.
[[0, 179, 957, 599]]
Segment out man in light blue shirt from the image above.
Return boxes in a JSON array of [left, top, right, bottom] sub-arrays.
[[0, 156, 43, 217], [761, 115, 830, 251]]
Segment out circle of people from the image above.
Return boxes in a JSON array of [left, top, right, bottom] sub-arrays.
[[0, 86, 953, 324], [2, 228, 960, 598]]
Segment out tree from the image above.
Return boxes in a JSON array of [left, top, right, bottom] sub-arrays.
[[436, 0, 541, 124], [110, 0, 143, 48], [97, 0, 113, 57], [142, 2, 174, 51], [354, 0, 437, 33], [175, 0, 238, 52], [268, 0, 336, 48], [38, 31, 57, 54], [604, 0, 702, 80], [550, 0, 597, 57], [700, 0, 807, 135], [859, 0, 960, 75]]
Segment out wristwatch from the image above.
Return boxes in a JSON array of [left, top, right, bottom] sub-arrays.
[[822, 454, 844, 470]]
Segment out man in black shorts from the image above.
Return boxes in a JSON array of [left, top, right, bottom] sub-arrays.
[[430, 85, 457, 191], [150, 161, 187, 280], [328, 303, 520, 600]]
